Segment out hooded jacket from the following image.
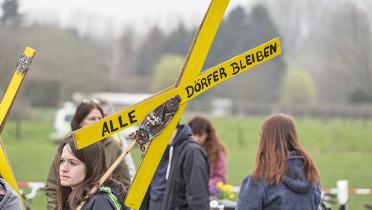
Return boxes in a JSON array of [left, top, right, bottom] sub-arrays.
[[236, 153, 321, 210], [0, 178, 22, 210], [81, 181, 128, 210], [140, 125, 210, 210]]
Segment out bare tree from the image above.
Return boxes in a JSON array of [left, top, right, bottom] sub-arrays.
[[312, 1, 372, 103], [1, 0, 21, 26], [106, 27, 137, 91], [262, 0, 335, 56]]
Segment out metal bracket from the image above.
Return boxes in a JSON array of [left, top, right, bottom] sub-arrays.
[[129, 95, 181, 151], [16, 54, 32, 74]]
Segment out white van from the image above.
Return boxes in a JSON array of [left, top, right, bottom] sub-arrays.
[[50, 102, 76, 143]]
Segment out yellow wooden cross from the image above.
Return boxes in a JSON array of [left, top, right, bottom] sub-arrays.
[[0, 47, 36, 207], [72, 0, 281, 209]]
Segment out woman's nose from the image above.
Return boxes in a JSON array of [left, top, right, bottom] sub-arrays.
[[60, 162, 69, 172]]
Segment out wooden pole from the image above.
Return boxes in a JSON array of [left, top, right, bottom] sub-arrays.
[[76, 141, 136, 210]]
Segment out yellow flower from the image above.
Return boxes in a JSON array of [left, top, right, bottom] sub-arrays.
[[216, 181, 224, 190], [228, 192, 235, 200], [223, 184, 233, 192]]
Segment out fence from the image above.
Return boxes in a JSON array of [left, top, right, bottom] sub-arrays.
[[188, 100, 372, 120], [231, 180, 371, 210], [18, 180, 371, 209]]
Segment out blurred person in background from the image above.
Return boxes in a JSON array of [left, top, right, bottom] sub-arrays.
[[236, 114, 321, 210], [45, 100, 131, 210], [188, 115, 227, 195], [97, 99, 136, 181], [365, 204, 372, 209]]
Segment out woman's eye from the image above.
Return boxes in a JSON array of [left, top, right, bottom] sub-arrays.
[[70, 161, 77, 166]]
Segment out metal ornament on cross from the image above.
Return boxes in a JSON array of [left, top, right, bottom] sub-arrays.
[[0, 47, 36, 209], [72, 0, 282, 209]]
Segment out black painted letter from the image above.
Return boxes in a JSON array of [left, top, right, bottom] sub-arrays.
[[186, 86, 194, 98], [128, 110, 137, 124], [102, 122, 110, 137]]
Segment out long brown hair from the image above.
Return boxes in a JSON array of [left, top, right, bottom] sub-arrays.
[[57, 136, 107, 210], [188, 116, 226, 164], [70, 100, 104, 131], [252, 114, 320, 185]]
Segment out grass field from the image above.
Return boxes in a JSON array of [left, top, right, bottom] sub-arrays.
[[1, 114, 372, 209]]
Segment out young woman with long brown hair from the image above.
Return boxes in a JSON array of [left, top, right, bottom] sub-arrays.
[[57, 136, 127, 210], [45, 100, 131, 209], [236, 114, 321, 210], [188, 115, 227, 193]]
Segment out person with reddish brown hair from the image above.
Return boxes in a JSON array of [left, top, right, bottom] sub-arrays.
[[187, 116, 227, 194], [236, 114, 321, 210]]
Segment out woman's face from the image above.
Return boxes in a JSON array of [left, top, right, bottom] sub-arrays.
[[59, 144, 86, 189], [192, 133, 207, 145], [79, 108, 103, 128]]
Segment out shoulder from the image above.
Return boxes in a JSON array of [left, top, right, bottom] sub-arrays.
[[103, 137, 122, 151], [179, 140, 209, 170], [104, 180, 126, 200], [183, 139, 207, 157], [240, 176, 266, 193], [83, 192, 112, 209], [182, 138, 202, 150], [83, 186, 124, 210], [89, 192, 110, 202], [237, 176, 266, 209]]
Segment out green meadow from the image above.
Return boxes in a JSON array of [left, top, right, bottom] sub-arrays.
[[2, 114, 372, 209]]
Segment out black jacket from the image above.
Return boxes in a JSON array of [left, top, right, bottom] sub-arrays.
[[82, 181, 128, 210], [141, 125, 210, 210]]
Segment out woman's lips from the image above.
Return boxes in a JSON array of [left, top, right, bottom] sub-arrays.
[[60, 175, 70, 179]]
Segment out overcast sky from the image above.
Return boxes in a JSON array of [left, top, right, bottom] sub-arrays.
[[6, 0, 255, 37]]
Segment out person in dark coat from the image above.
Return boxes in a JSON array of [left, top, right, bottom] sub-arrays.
[[140, 124, 210, 210], [236, 114, 321, 210], [56, 136, 127, 210], [188, 115, 227, 194]]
